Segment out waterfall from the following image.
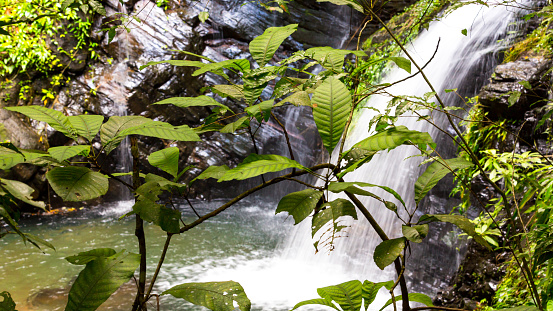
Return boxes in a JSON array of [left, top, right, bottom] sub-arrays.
[[278, 0, 530, 298], [194, 2, 531, 309]]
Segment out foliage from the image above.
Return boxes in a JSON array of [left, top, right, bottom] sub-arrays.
[[1, 1, 550, 311]]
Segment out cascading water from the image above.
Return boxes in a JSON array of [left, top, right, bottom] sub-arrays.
[[191, 2, 531, 309]]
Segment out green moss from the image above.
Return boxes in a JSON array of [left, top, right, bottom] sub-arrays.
[[0, 0, 92, 76], [504, 7, 553, 62]]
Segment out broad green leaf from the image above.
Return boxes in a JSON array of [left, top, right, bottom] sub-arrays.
[[193, 59, 251, 76], [148, 147, 179, 178], [100, 116, 151, 155], [46, 167, 108, 202], [0, 147, 48, 170], [67, 115, 104, 142], [388, 57, 411, 74], [276, 189, 323, 224], [65, 251, 140, 311], [508, 91, 522, 107], [337, 149, 376, 179], [48, 145, 90, 162], [317, 280, 362, 311], [132, 200, 181, 233], [218, 154, 306, 182], [118, 121, 201, 143], [133, 178, 184, 233], [249, 24, 298, 66], [362, 281, 393, 310], [0, 291, 16, 311], [414, 157, 474, 204], [65, 248, 117, 265], [152, 95, 231, 112], [5, 106, 77, 139], [306, 47, 366, 72], [139, 59, 205, 71], [312, 76, 352, 154], [328, 182, 405, 207], [402, 224, 429, 243], [243, 84, 267, 106], [312, 198, 357, 237], [354, 126, 434, 152], [220, 116, 250, 133], [518, 81, 532, 89], [211, 85, 245, 99], [276, 91, 311, 107], [374, 237, 406, 270], [419, 214, 491, 249], [291, 298, 338, 310], [379, 293, 433, 311], [245, 100, 273, 121], [1, 178, 45, 209], [162, 281, 251, 311], [192, 165, 230, 182]]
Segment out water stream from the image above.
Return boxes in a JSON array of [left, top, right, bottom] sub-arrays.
[[1, 2, 533, 310]]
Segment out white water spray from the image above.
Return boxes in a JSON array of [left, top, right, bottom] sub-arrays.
[[189, 3, 527, 309]]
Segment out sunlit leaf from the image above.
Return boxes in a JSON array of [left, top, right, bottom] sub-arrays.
[[312, 76, 352, 154], [148, 147, 179, 178], [276, 189, 323, 224], [249, 24, 298, 66], [163, 281, 251, 311]]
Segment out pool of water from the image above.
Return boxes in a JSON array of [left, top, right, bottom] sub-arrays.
[[0, 199, 305, 310]]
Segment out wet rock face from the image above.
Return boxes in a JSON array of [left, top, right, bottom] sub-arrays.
[[478, 58, 552, 120], [434, 241, 510, 310], [8, 0, 417, 204]]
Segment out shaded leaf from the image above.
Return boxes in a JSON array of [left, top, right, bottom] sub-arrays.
[[132, 200, 181, 233], [291, 298, 338, 310], [374, 237, 406, 270], [192, 165, 230, 182], [312, 198, 357, 237], [46, 167, 108, 202], [68, 115, 104, 142], [362, 281, 393, 311], [402, 224, 429, 243], [48, 145, 90, 162], [218, 154, 306, 181], [66, 248, 117, 265], [276, 91, 311, 107], [276, 189, 323, 224], [414, 157, 473, 204], [0, 291, 16, 311], [100, 116, 151, 155], [163, 281, 251, 311], [5, 106, 77, 139], [220, 116, 250, 134], [317, 280, 362, 311], [1, 178, 45, 209], [0, 147, 47, 170], [328, 181, 405, 207], [65, 251, 140, 311], [153, 96, 231, 112]]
